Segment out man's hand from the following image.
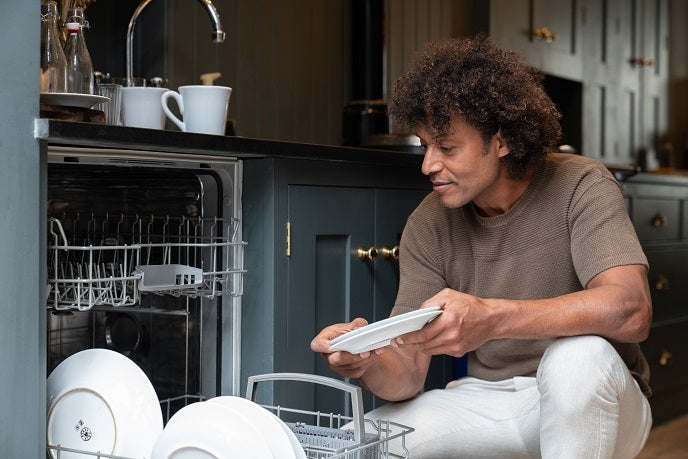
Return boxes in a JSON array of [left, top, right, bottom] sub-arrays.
[[397, 289, 494, 357], [311, 318, 389, 379]]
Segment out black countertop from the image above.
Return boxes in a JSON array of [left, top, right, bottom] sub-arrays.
[[34, 119, 424, 167], [37, 119, 688, 186]]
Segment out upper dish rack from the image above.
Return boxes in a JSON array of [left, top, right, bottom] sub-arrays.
[[47, 214, 247, 310]]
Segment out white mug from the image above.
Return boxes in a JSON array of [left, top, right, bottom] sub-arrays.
[[121, 87, 168, 129], [161, 85, 232, 135]]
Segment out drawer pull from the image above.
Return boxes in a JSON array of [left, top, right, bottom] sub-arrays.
[[651, 213, 667, 228], [654, 274, 669, 291], [357, 246, 378, 261], [659, 349, 673, 366], [381, 245, 400, 260]]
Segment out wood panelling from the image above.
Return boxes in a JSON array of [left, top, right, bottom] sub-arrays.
[[167, 0, 347, 145], [384, 0, 462, 134]]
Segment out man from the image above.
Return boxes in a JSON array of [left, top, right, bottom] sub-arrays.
[[311, 35, 653, 458]]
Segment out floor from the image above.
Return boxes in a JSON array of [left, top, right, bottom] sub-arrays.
[[636, 414, 688, 458]]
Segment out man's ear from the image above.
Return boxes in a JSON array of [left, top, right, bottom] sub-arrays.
[[494, 129, 510, 158]]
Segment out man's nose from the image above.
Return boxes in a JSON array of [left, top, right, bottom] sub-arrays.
[[421, 145, 442, 176]]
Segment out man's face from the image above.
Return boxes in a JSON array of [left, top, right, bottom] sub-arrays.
[[417, 117, 509, 210]]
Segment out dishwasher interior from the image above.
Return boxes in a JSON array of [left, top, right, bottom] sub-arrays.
[[46, 147, 245, 406]]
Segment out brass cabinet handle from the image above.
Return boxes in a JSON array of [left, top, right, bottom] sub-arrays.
[[654, 274, 669, 291], [630, 57, 655, 67], [533, 27, 558, 43], [659, 349, 673, 366], [357, 246, 378, 261], [381, 245, 400, 261], [651, 213, 667, 228]]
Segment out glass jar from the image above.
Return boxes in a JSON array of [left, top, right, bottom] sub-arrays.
[[40, 1, 67, 93]]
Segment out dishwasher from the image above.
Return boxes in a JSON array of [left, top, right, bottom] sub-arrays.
[[46, 145, 245, 411]]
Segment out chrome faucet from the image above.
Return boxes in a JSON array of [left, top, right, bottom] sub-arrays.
[[197, 0, 226, 43], [126, 0, 226, 85]]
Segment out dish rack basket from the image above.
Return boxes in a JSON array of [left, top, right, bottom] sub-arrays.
[[246, 373, 414, 459], [46, 375, 413, 459], [47, 214, 247, 310]]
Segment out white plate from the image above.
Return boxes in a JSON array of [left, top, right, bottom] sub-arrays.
[[40, 92, 110, 108], [207, 396, 306, 459], [47, 348, 163, 459], [275, 415, 307, 459], [328, 306, 443, 354], [154, 400, 271, 459]]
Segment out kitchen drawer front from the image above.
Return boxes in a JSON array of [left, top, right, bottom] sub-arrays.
[[631, 198, 681, 242], [641, 321, 688, 424], [645, 246, 688, 323]]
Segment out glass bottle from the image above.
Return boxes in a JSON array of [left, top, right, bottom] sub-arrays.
[[40, 1, 67, 93], [63, 7, 94, 94]]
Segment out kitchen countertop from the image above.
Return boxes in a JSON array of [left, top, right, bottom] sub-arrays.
[[35, 119, 688, 186], [34, 119, 424, 166]]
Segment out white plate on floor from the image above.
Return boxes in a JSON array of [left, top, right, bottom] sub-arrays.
[[328, 306, 443, 354], [40, 92, 109, 108]]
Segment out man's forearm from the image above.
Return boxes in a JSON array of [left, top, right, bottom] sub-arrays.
[[358, 347, 430, 401]]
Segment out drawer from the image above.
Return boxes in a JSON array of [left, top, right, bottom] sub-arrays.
[[641, 321, 688, 424], [631, 198, 681, 242], [645, 246, 688, 323]]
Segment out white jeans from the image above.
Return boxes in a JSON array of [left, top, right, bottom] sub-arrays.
[[364, 336, 652, 458]]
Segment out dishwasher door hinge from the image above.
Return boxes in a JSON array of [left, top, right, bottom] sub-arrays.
[[286, 221, 291, 257]]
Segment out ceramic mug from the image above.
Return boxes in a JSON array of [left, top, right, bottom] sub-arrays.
[[121, 87, 168, 129], [161, 85, 232, 135]]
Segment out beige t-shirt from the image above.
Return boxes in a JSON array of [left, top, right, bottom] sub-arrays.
[[392, 153, 651, 396]]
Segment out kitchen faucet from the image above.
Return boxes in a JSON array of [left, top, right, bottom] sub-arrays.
[[126, 0, 226, 85]]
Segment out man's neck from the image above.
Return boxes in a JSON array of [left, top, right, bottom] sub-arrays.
[[473, 166, 535, 217]]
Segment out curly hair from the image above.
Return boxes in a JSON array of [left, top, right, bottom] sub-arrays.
[[389, 34, 561, 179]]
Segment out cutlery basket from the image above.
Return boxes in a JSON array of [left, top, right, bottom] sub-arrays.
[[246, 373, 414, 459]]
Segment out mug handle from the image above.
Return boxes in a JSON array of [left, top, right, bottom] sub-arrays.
[[161, 90, 186, 131]]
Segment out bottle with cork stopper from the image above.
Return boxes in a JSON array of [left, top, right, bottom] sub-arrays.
[[63, 7, 93, 94], [200, 72, 222, 85]]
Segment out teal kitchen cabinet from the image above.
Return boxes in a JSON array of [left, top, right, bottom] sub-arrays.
[[622, 173, 688, 424], [241, 155, 453, 417]]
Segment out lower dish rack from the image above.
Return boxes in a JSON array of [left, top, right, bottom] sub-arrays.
[[246, 373, 414, 459], [46, 375, 413, 459]]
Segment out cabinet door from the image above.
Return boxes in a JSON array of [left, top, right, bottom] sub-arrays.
[[637, 0, 669, 163], [490, 0, 582, 80], [284, 186, 437, 415], [286, 185, 375, 417], [373, 189, 456, 390], [373, 188, 429, 322], [583, 0, 669, 164]]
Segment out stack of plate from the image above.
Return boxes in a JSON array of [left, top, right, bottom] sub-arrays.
[[46, 348, 164, 459], [151, 396, 306, 459]]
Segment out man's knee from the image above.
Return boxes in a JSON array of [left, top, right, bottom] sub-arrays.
[[537, 336, 625, 405]]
